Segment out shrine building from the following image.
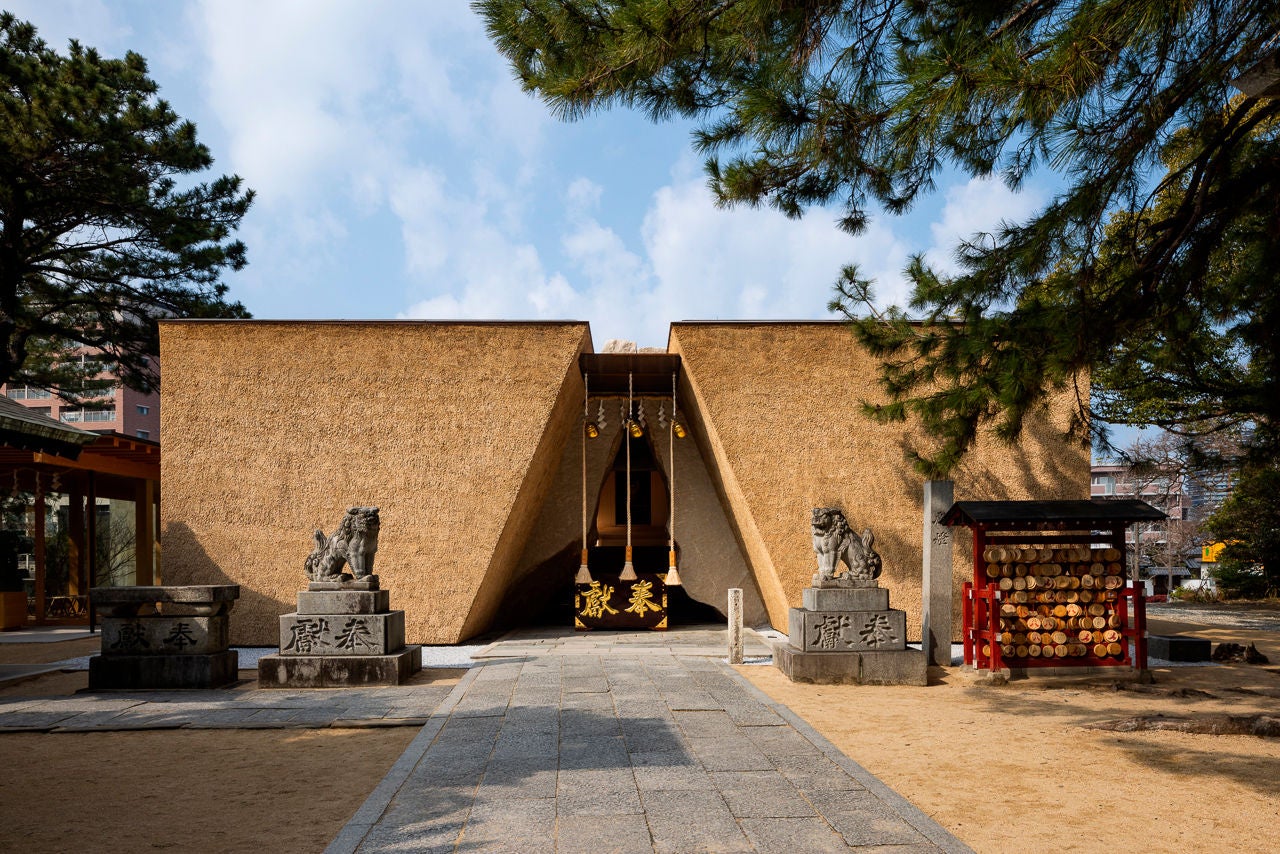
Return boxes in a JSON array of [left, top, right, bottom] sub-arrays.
[[157, 320, 1089, 647]]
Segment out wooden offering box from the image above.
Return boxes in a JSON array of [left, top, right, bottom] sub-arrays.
[[575, 573, 668, 631], [941, 500, 1165, 673]]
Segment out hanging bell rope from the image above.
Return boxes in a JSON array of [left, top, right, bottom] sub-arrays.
[[666, 369, 682, 586], [620, 371, 638, 581], [575, 372, 593, 585]]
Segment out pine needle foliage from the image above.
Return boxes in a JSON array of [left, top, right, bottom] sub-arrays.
[[0, 14, 252, 401], [477, 0, 1280, 475]]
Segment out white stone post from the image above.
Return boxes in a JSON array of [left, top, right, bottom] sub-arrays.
[[727, 588, 744, 664], [921, 479, 955, 667]]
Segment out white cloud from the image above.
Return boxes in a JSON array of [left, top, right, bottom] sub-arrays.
[[924, 176, 1044, 276], [395, 166, 577, 321], [636, 169, 910, 335], [3, 0, 131, 50], [396, 159, 918, 348]]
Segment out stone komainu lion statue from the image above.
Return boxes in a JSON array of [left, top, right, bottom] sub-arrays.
[[304, 507, 380, 582], [811, 507, 881, 584]]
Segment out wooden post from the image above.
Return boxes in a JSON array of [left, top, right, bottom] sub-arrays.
[[86, 472, 97, 632], [68, 477, 85, 597], [134, 479, 156, 586], [727, 588, 743, 664], [33, 479, 46, 624]]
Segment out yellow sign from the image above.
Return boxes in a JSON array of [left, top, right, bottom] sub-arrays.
[[1201, 541, 1226, 563]]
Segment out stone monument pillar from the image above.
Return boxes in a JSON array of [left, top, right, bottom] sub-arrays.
[[921, 479, 954, 666], [89, 585, 241, 689], [772, 508, 927, 685]]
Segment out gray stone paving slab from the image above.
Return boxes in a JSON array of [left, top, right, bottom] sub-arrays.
[[0, 698, 44, 712], [685, 735, 773, 771], [564, 675, 610, 692], [641, 789, 753, 853], [556, 768, 643, 815], [477, 762, 557, 798], [0, 711, 80, 730], [243, 707, 307, 723], [807, 789, 934, 847], [632, 763, 714, 791], [460, 796, 555, 850], [711, 769, 819, 817], [47, 710, 135, 730], [740, 817, 852, 853], [780, 760, 870, 792], [621, 723, 685, 754], [672, 709, 739, 738], [556, 814, 653, 854], [627, 749, 697, 768], [559, 735, 629, 769], [660, 691, 722, 710], [720, 701, 787, 726]]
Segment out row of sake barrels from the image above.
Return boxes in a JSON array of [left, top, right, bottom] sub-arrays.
[[994, 573, 1127, 590], [1004, 587, 1122, 604], [998, 601, 1121, 622], [985, 559, 1124, 578], [985, 641, 1125, 659], [998, 622, 1121, 640], [983, 546, 1122, 564], [999, 615, 1123, 635], [998, 627, 1123, 645]]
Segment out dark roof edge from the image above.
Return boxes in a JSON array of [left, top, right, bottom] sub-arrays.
[[941, 499, 1167, 527], [159, 319, 590, 326], [670, 319, 955, 327]]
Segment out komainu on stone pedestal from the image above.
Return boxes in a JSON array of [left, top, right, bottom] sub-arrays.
[[304, 506, 380, 582], [261, 507, 419, 688], [773, 509, 926, 685], [810, 507, 881, 587]]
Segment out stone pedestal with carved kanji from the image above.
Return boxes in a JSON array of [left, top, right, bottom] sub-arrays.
[[772, 582, 926, 685], [88, 585, 241, 689], [258, 576, 421, 688]]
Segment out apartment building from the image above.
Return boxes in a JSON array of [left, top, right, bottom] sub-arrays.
[[1, 354, 160, 440], [1090, 463, 1189, 516], [1091, 462, 1194, 592]]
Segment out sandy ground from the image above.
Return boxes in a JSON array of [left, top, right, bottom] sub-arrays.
[[1, 615, 1277, 853], [742, 616, 1280, 854], [0, 725, 420, 853], [0, 656, 461, 854]]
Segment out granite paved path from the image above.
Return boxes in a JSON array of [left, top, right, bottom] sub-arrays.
[[330, 649, 970, 853]]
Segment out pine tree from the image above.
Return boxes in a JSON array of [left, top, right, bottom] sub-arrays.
[[0, 14, 252, 399], [476, 0, 1280, 474]]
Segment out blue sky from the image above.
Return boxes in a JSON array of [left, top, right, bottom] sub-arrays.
[[8, 0, 1049, 350]]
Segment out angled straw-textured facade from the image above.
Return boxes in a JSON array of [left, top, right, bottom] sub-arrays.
[[159, 320, 1088, 646]]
